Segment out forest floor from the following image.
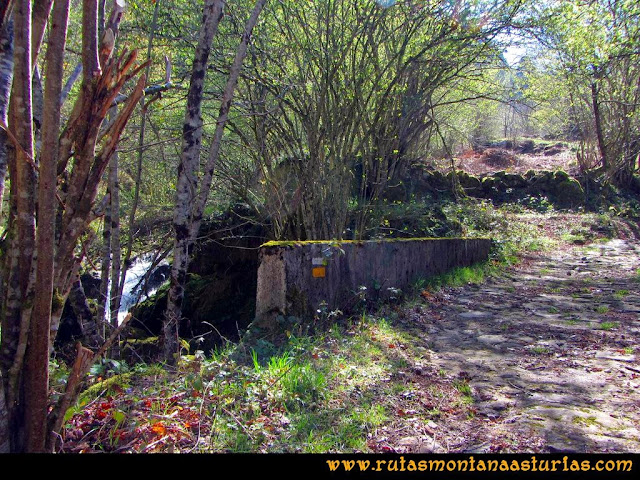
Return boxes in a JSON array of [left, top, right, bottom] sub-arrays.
[[57, 143, 640, 453], [373, 236, 640, 453], [436, 139, 580, 177]]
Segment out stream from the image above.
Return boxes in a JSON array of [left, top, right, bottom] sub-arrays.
[[115, 254, 170, 325]]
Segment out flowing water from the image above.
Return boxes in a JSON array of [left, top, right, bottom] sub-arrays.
[[115, 254, 170, 324]]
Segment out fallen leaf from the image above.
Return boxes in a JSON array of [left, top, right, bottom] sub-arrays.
[[151, 422, 167, 436]]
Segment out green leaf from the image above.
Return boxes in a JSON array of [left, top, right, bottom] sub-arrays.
[[113, 409, 126, 424]]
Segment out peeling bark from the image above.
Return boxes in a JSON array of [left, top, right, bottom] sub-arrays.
[[108, 127, 121, 357], [1, 0, 147, 451], [46, 343, 93, 451]]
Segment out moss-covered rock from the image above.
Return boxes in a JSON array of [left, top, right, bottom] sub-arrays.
[[481, 176, 496, 193], [551, 178, 586, 208], [131, 269, 257, 358], [126, 206, 267, 360], [456, 171, 482, 191], [507, 174, 527, 189], [121, 337, 161, 363], [533, 170, 555, 186]]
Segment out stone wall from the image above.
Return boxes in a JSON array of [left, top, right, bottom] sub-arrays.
[[254, 238, 491, 330]]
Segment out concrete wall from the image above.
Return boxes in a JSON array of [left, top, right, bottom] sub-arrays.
[[254, 238, 491, 330]]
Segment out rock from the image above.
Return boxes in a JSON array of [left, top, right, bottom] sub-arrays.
[[480, 176, 494, 188], [147, 264, 171, 290], [494, 171, 527, 189], [79, 272, 101, 299], [477, 334, 507, 345], [552, 178, 585, 208], [418, 437, 445, 454], [553, 170, 571, 182], [456, 171, 482, 191], [518, 139, 536, 154], [459, 311, 492, 319], [396, 435, 445, 453]]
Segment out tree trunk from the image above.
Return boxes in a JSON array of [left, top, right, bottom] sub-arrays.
[[24, 0, 69, 452], [190, 0, 268, 240], [1, 0, 35, 453], [108, 130, 121, 357], [165, 0, 266, 363], [591, 81, 608, 171], [1, 0, 147, 452], [165, 0, 225, 364], [97, 189, 111, 340], [0, 373, 8, 452], [68, 279, 102, 348], [0, 17, 13, 223], [30, 0, 53, 65]]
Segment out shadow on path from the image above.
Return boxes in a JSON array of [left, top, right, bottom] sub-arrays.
[[401, 239, 640, 452]]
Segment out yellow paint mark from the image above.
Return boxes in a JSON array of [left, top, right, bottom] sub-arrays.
[[312, 267, 326, 278]]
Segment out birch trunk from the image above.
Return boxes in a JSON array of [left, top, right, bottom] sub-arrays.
[[190, 0, 267, 240], [0, 0, 35, 453], [108, 138, 121, 357], [97, 190, 111, 339], [165, 0, 266, 363], [165, 0, 225, 363]]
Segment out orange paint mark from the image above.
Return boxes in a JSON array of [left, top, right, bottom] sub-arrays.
[[312, 267, 326, 278]]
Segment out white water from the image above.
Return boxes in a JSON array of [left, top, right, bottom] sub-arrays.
[[113, 255, 169, 325]]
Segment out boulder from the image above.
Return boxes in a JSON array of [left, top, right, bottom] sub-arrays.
[[456, 171, 482, 191], [550, 178, 586, 208]]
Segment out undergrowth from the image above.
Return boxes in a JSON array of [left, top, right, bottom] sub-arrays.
[[59, 198, 626, 453], [62, 314, 437, 452]]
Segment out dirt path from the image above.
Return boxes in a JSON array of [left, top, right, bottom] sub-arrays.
[[400, 239, 640, 453]]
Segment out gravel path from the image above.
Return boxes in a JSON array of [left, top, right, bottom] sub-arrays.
[[413, 239, 640, 453]]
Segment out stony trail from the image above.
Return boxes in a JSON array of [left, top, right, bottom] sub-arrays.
[[399, 239, 640, 453]]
